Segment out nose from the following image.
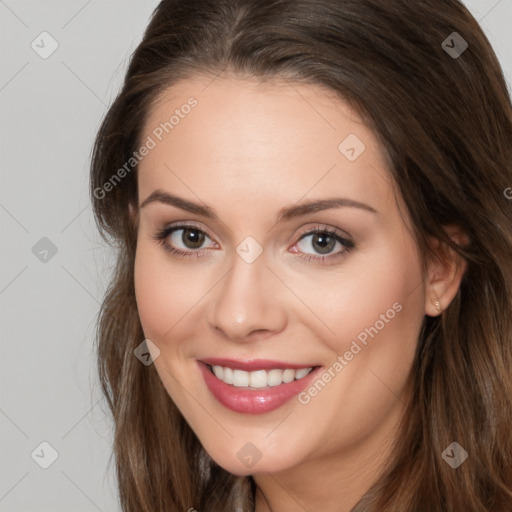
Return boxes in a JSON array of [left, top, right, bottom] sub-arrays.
[[208, 251, 287, 342]]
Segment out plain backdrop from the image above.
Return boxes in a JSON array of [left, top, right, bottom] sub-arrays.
[[1, 1, 511, 510]]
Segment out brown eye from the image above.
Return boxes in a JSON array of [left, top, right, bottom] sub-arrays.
[[154, 224, 216, 256], [308, 232, 337, 254], [291, 226, 355, 264], [179, 228, 206, 249]]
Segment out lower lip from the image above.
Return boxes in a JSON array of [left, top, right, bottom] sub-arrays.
[[198, 361, 321, 414]]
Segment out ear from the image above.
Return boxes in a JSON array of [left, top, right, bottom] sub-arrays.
[[424, 225, 469, 317]]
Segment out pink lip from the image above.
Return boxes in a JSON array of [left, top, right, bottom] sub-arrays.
[[197, 360, 322, 414]]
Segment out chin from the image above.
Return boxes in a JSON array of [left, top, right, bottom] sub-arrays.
[[204, 441, 302, 477]]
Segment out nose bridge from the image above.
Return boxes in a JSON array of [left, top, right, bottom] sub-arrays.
[[209, 242, 286, 340]]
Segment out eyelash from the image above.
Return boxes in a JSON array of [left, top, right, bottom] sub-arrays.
[[152, 222, 355, 264]]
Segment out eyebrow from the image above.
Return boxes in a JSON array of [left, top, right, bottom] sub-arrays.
[[140, 190, 378, 222]]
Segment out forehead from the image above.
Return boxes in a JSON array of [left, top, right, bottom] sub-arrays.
[[137, 75, 395, 221]]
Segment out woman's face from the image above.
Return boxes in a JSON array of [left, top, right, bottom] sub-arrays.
[[134, 76, 427, 476]]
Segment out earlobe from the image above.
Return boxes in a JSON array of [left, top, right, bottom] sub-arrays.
[[424, 225, 469, 317], [430, 285, 442, 314]]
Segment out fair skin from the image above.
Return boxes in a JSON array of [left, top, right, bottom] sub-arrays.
[[132, 75, 466, 511]]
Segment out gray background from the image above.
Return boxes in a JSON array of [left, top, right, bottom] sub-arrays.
[[0, 1, 511, 510]]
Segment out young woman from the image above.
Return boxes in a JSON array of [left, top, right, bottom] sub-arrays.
[[90, 1, 512, 510]]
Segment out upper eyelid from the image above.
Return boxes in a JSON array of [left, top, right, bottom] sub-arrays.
[[163, 221, 216, 242], [296, 224, 351, 240]]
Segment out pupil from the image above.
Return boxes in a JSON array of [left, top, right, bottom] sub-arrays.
[[313, 233, 335, 254], [183, 229, 205, 249]]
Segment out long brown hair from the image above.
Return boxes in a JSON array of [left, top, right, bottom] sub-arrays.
[[90, 1, 512, 510]]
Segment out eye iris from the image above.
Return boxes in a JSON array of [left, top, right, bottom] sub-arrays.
[[312, 233, 335, 254], [182, 228, 205, 249]]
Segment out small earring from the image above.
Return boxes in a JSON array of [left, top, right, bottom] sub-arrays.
[[432, 285, 442, 313]]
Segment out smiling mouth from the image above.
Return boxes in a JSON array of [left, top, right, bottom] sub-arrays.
[[198, 360, 323, 414], [205, 363, 318, 389]]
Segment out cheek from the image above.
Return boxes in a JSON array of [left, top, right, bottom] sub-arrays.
[[282, 251, 424, 463], [134, 246, 168, 338], [304, 239, 424, 424], [134, 242, 197, 342], [290, 236, 424, 358]]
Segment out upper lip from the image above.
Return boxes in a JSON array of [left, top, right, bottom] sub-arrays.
[[199, 357, 319, 371]]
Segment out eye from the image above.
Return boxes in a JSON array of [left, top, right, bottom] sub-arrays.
[[291, 225, 355, 264], [153, 222, 355, 264], [153, 223, 217, 257]]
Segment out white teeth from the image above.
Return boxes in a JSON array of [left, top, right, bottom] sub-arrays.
[[232, 369, 249, 387], [209, 365, 313, 388], [249, 370, 268, 388], [295, 368, 311, 379], [223, 367, 233, 384], [282, 369, 295, 383], [267, 369, 283, 387]]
